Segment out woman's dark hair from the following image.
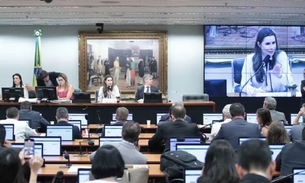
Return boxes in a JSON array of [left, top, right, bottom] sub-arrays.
[[102, 75, 114, 98], [0, 124, 6, 147], [253, 28, 280, 83], [12, 73, 23, 87], [266, 121, 290, 144], [91, 145, 125, 179], [256, 108, 272, 127], [0, 148, 25, 183], [197, 140, 239, 183]]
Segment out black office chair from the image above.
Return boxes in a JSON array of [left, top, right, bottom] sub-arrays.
[[232, 58, 245, 93]]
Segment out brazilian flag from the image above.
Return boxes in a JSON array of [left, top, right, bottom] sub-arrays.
[[33, 30, 42, 86]]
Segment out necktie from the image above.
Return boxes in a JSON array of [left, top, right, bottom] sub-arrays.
[[146, 86, 149, 93]]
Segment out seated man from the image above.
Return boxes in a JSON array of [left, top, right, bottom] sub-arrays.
[[159, 101, 192, 123], [276, 127, 305, 176], [0, 107, 37, 140], [18, 101, 49, 130], [135, 74, 159, 103], [101, 107, 129, 137], [52, 107, 82, 140], [149, 105, 205, 152], [263, 97, 286, 123], [90, 121, 147, 164], [209, 104, 231, 140]]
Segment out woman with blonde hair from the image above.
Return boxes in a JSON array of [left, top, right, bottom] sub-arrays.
[[56, 73, 74, 100]]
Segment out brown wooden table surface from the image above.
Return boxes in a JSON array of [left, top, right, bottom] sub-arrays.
[[44, 154, 160, 164], [37, 164, 164, 177]]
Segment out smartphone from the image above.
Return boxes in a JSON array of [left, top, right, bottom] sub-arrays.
[[24, 139, 35, 159]]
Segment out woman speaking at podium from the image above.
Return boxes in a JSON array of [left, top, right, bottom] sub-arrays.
[[240, 27, 293, 96], [97, 75, 120, 103]]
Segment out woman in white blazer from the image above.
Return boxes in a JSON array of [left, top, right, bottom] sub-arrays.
[[97, 75, 120, 102]]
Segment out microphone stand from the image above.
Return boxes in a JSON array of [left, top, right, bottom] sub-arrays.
[[73, 141, 87, 157]]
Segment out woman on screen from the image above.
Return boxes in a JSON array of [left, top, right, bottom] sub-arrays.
[[56, 73, 74, 100], [97, 75, 120, 102], [240, 28, 293, 96], [12, 73, 34, 99]]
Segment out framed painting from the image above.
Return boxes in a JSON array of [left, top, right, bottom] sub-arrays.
[[78, 31, 168, 96]]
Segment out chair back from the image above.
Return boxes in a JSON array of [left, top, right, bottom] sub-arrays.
[[182, 94, 209, 101], [232, 58, 245, 84]]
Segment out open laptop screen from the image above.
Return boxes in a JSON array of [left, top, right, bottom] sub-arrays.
[[3, 124, 14, 140], [291, 114, 303, 124], [104, 126, 122, 137], [99, 137, 122, 147], [11, 143, 44, 158], [202, 113, 222, 125], [269, 144, 284, 161], [246, 113, 258, 124], [78, 168, 91, 183], [238, 137, 266, 145], [30, 137, 62, 156], [46, 125, 73, 141], [169, 137, 201, 151], [68, 120, 81, 130], [68, 113, 88, 127], [176, 144, 209, 163], [156, 113, 167, 124], [112, 113, 133, 121], [184, 168, 202, 183]]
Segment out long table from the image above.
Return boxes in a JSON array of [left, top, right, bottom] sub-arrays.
[[0, 101, 215, 124]]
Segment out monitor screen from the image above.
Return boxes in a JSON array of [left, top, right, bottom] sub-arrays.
[[246, 113, 258, 124], [1, 87, 24, 102], [30, 137, 61, 156], [3, 124, 14, 140], [104, 126, 122, 137], [184, 169, 202, 183], [204, 25, 305, 97], [68, 120, 81, 131], [68, 113, 88, 127], [99, 137, 122, 147], [239, 137, 266, 145], [176, 144, 209, 163], [284, 125, 292, 133], [202, 113, 222, 125], [46, 126, 73, 141], [78, 168, 91, 183], [291, 114, 303, 124], [293, 169, 305, 183], [269, 144, 284, 161], [35, 86, 57, 100], [112, 113, 133, 121], [156, 113, 167, 124], [11, 143, 44, 158], [169, 138, 201, 151]]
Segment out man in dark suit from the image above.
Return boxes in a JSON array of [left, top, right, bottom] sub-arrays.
[[149, 105, 204, 152], [236, 140, 274, 183], [276, 127, 305, 176], [18, 101, 49, 130], [135, 74, 159, 102], [159, 101, 192, 124], [36, 70, 61, 87], [52, 107, 82, 140], [213, 103, 262, 150]]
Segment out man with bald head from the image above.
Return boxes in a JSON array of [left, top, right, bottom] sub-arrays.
[[159, 101, 192, 123], [149, 105, 204, 152]]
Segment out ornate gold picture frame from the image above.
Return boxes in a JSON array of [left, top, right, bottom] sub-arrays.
[[78, 31, 168, 95]]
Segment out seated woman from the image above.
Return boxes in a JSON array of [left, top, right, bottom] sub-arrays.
[[85, 144, 125, 183], [266, 121, 290, 144], [56, 73, 74, 100], [256, 108, 272, 137], [97, 75, 120, 103], [197, 140, 239, 183], [12, 73, 35, 99]]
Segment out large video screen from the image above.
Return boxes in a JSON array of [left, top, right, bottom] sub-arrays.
[[204, 26, 305, 97]]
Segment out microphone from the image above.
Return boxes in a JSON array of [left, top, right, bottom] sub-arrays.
[[107, 86, 112, 91], [59, 151, 72, 168], [52, 171, 64, 183], [239, 55, 271, 97], [271, 169, 305, 183], [73, 141, 87, 157]]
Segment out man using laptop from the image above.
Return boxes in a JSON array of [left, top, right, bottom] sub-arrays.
[[0, 107, 37, 140], [90, 122, 147, 164], [158, 101, 192, 124], [149, 105, 204, 152], [236, 140, 275, 183], [135, 74, 159, 103], [101, 107, 129, 137], [52, 107, 82, 140], [18, 101, 49, 130]]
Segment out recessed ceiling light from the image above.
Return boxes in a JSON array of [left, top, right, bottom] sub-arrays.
[[99, 1, 120, 4]]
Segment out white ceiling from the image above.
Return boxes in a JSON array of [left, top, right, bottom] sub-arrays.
[[1, 0, 305, 25]]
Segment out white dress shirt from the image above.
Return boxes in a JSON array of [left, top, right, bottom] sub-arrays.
[[97, 85, 120, 102], [0, 118, 37, 140], [144, 85, 151, 93], [209, 119, 232, 140]]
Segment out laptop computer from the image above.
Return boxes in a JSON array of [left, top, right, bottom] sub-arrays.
[[238, 137, 266, 145], [184, 168, 202, 183], [112, 113, 133, 121], [292, 168, 305, 183], [30, 136, 62, 156], [291, 114, 303, 124], [78, 168, 91, 183], [11, 143, 44, 158], [99, 137, 122, 147], [169, 137, 201, 151], [156, 113, 167, 124], [246, 113, 258, 124], [46, 125, 73, 141], [68, 113, 88, 127], [3, 124, 14, 141], [284, 125, 292, 133], [269, 144, 284, 161], [68, 120, 82, 130], [202, 113, 222, 125], [176, 144, 209, 163], [104, 125, 122, 137]]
